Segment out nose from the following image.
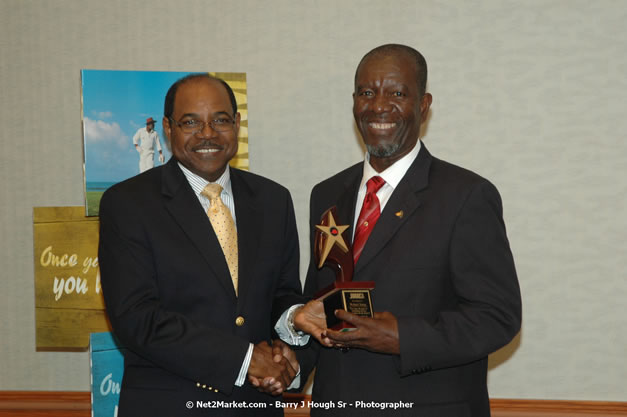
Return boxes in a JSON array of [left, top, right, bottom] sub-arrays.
[[196, 121, 216, 138], [373, 95, 392, 113]]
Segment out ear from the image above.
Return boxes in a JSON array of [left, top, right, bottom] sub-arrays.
[[162, 116, 172, 142], [420, 93, 432, 122], [233, 112, 241, 137]]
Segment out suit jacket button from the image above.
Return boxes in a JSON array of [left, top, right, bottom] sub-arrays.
[[235, 316, 245, 326]]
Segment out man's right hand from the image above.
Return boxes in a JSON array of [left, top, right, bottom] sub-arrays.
[[293, 300, 333, 347], [247, 341, 296, 395]]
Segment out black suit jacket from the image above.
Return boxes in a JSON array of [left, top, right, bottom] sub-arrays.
[[99, 158, 303, 416], [298, 143, 522, 417]]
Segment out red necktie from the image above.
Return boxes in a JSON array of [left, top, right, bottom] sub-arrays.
[[353, 176, 386, 264]]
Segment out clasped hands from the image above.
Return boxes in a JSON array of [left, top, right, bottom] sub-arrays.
[[247, 340, 298, 396]]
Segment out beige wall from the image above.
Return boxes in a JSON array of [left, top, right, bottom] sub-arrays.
[[1, 0, 625, 400]]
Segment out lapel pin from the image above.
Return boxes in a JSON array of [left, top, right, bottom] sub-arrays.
[[395, 210, 404, 219]]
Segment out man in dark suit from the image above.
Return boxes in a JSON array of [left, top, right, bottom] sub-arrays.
[[99, 74, 304, 416], [295, 44, 522, 416]]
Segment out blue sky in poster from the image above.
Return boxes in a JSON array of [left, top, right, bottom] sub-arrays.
[[82, 70, 199, 183]]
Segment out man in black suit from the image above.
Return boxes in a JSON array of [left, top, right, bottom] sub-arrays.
[[295, 44, 522, 416], [99, 74, 306, 416]]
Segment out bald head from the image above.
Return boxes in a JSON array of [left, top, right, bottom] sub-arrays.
[[355, 44, 428, 96], [164, 73, 238, 120]]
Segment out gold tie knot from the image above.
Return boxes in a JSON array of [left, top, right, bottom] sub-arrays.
[[202, 183, 223, 201]]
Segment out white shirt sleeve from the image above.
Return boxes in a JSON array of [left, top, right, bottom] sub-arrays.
[[133, 128, 141, 146], [274, 304, 310, 346], [234, 343, 254, 386], [154, 131, 162, 152], [287, 368, 301, 390]]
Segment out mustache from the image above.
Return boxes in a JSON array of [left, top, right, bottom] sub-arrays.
[[192, 141, 224, 151]]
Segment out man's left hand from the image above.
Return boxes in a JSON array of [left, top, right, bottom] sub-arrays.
[[324, 310, 400, 354]]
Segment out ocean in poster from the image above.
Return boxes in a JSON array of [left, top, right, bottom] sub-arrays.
[[86, 182, 117, 192]]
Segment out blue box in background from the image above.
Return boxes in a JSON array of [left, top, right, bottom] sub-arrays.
[[90, 332, 126, 417]]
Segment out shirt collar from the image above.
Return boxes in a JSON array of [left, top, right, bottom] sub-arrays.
[[361, 140, 421, 190], [177, 162, 233, 198]]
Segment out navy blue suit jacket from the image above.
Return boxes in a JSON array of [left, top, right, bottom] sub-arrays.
[[99, 158, 303, 416], [298, 144, 522, 417]]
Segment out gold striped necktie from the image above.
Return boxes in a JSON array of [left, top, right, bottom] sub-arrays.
[[201, 183, 238, 295]]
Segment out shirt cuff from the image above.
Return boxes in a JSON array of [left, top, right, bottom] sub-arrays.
[[287, 366, 301, 390], [235, 343, 254, 387], [275, 304, 310, 346]]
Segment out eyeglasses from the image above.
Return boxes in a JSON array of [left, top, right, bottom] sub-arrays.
[[169, 116, 235, 134]]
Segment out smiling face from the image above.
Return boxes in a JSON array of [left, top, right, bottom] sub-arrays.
[[353, 53, 432, 172], [163, 78, 240, 182]]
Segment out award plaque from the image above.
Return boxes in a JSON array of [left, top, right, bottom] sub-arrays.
[[314, 206, 374, 331]]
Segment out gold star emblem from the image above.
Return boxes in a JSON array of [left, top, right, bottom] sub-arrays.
[[315, 211, 350, 268]]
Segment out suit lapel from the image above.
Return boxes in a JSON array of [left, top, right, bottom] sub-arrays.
[[161, 159, 237, 300], [230, 169, 263, 306], [354, 144, 432, 275]]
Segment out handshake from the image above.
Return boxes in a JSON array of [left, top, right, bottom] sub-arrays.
[[246, 299, 329, 396], [247, 339, 299, 396]]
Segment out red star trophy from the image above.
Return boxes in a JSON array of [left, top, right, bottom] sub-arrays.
[[314, 206, 374, 331]]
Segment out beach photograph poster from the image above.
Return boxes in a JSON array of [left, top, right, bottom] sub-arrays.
[[81, 69, 249, 216]]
